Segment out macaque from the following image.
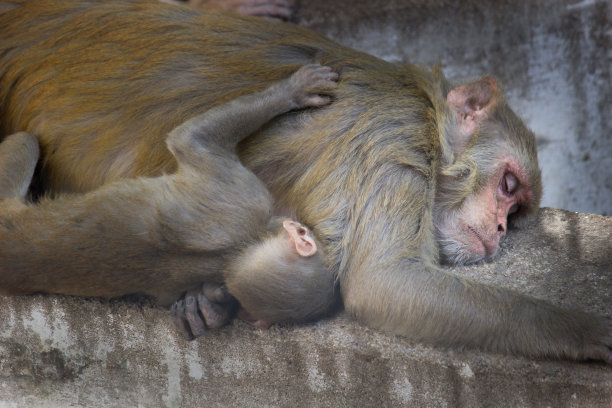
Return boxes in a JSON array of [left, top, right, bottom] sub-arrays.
[[0, 64, 338, 338], [164, 0, 294, 21], [0, 0, 610, 363]]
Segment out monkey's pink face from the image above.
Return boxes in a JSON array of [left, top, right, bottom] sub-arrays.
[[436, 160, 533, 265]]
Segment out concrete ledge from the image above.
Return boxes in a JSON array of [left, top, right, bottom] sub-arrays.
[[0, 208, 610, 407]]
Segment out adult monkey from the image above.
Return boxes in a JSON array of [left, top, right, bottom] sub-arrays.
[[0, 0, 610, 363]]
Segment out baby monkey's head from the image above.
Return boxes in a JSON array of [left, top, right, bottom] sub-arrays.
[[226, 217, 335, 325]]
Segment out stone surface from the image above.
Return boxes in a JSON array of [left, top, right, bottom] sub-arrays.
[[297, 0, 612, 215], [0, 208, 610, 407]]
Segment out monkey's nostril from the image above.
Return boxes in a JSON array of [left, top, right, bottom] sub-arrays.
[[498, 224, 505, 233]]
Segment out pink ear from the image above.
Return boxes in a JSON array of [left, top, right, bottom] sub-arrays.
[[283, 220, 318, 257], [447, 77, 498, 138]]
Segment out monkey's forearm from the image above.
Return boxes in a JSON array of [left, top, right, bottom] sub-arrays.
[[167, 64, 335, 170], [344, 261, 609, 361], [168, 80, 296, 155]]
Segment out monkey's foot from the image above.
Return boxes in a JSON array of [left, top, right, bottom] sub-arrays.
[[237, 308, 272, 330], [171, 283, 236, 340]]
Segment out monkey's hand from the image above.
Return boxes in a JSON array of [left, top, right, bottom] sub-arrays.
[[171, 283, 237, 340], [287, 64, 339, 110], [583, 318, 612, 364]]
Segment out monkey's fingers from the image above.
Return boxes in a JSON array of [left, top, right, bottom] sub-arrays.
[[303, 95, 332, 107], [291, 64, 338, 89], [303, 65, 339, 92], [171, 300, 195, 341], [196, 293, 232, 329], [184, 293, 208, 337], [289, 64, 338, 110], [311, 69, 340, 88], [170, 286, 234, 340]]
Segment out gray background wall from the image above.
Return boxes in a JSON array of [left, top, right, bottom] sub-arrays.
[[297, 0, 612, 215]]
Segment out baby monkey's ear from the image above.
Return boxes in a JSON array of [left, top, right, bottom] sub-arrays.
[[282, 220, 317, 257]]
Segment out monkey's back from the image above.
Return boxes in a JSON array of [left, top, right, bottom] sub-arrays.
[[0, 0, 341, 189], [0, 0, 440, 277]]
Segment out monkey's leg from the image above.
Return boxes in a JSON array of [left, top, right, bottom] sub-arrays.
[[0, 132, 39, 200], [166, 64, 337, 167]]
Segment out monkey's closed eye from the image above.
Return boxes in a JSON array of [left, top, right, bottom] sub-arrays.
[[502, 173, 518, 195]]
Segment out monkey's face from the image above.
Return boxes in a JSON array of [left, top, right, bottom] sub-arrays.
[[435, 149, 538, 265], [434, 76, 541, 265]]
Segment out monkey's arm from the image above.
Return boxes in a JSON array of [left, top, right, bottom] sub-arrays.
[[346, 260, 610, 362], [167, 64, 337, 167], [342, 209, 612, 363]]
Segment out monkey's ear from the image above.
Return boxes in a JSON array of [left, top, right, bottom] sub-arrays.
[[283, 220, 318, 257], [446, 77, 499, 152]]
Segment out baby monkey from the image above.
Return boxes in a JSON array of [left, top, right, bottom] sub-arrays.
[[0, 64, 339, 340]]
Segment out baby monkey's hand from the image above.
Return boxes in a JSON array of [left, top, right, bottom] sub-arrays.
[[171, 283, 236, 340], [287, 64, 339, 110]]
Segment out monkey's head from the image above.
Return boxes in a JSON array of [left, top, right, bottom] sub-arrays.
[[226, 218, 334, 324], [433, 75, 542, 265]]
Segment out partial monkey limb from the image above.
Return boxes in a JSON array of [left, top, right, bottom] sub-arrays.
[[172, 283, 236, 340], [167, 63, 338, 168], [163, 0, 293, 21], [344, 249, 612, 363], [0, 132, 39, 201]]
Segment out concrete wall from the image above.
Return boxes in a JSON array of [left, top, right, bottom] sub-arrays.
[[1, 208, 610, 407], [297, 0, 612, 215]]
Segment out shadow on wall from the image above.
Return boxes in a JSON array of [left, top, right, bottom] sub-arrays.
[[296, 0, 612, 215]]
